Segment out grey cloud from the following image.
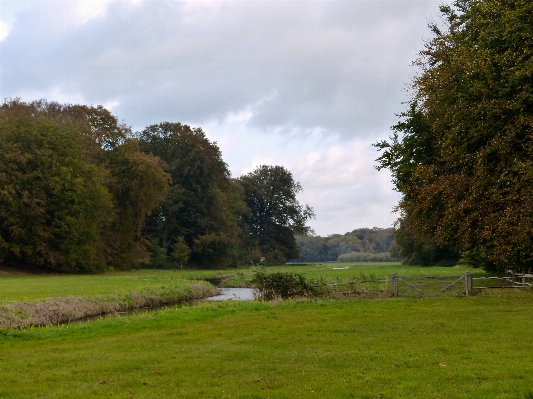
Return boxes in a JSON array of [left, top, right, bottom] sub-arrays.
[[0, 0, 441, 136]]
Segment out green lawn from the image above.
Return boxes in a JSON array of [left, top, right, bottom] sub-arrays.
[[0, 269, 221, 304], [1, 293, 533, 398]]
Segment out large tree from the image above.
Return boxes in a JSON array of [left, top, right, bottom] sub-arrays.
[[0, 100, 169, 272], [137, 122, 244, 268], [238, 165, 315, 264], [375, 0, 533, 272]]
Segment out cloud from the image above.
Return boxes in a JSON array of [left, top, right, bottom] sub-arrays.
[[226, 131, 401, 235], [288, 139, 402, 235], [0, 21, 9, 41], [0, 0, 440, 233], [0, 0, 440, 137]]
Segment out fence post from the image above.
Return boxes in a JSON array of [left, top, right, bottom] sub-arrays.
[[391, 273, 398, 297], [465, 271, 472, 296]]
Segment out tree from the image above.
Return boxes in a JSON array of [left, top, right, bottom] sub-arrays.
[[103, 140, 170, 269], [238, 165, 315, 263], [137, 122, 244, 268], [0, 99, 169, 272], [0, 100, 113, 272], [375, 0, 533, 273], [170, 236, 191, 269]]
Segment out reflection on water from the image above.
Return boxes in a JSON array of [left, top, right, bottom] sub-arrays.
[[207, 288, 255, 301]]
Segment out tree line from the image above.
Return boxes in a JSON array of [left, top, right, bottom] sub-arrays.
[[291, 227, 398, 263], [375, 0, 533, 273], [0, 99, 314, 272]]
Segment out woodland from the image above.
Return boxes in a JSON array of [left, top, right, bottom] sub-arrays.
[[292, 227, 398, 263], [0, 100, 314, 272], [375, 0, 533, 273]]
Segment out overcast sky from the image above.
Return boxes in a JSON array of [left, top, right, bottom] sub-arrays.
[[0, 0, 442, 236]]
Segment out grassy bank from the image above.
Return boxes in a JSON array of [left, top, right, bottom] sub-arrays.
[[1, 293, 533, 398], [0, 283, 218, 329], [0, 268, 221, 328]]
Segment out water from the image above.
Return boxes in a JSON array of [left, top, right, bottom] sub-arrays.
[[206, 287, 255, 301], [72, 288, 255, 325]]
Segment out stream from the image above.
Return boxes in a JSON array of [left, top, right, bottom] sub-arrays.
[[206, 287, 255, 301]]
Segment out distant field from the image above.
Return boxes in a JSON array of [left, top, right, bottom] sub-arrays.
[[1, 292, 533, 398], [262, 262, 488, 280]]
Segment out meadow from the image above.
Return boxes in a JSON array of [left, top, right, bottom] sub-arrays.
[[0, 263, 486, 303], [2, 263, 532, 398]]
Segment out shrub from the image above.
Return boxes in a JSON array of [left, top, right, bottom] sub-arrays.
[[250, 268, 315, 300]]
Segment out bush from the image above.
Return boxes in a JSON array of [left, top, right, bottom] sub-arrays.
[[250, 268, 315, 300]]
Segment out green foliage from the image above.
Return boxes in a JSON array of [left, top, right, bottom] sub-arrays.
[[375, 0, 533, 273], [170, 236, 191, 269], [144, 239, 169, 269], [138, 123, 244, 268], [238, 165, 315, 264], [0, 99, 317, 273], [458, 246, 499, 273], [0, 100, 113, 272], [0, 100, 169, 272], [250, 268, 315, 300]]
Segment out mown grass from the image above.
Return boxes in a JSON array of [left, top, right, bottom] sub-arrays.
[[1, 292, 533, 398], [0, 269, 222, 304]]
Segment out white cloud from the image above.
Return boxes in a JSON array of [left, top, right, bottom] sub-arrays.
[[13, 87, 87, 105], [287, 139, 401, 235], [0, 0, 440, 135], [0, 21, 9, 41], [74, 0, 113, 26]]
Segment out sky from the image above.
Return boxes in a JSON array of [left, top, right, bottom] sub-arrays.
[[0, 0, 443, 236]]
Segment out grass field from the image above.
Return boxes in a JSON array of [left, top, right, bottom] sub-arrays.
[[3, 264, 530, 398], [246, 262, 488, 282], [1, 293, 533, 398]]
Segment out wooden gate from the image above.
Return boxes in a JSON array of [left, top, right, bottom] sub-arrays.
[[390, 272, 472, 297]]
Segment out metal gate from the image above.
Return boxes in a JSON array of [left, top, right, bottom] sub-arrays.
[[390, 272, 472, 297]]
